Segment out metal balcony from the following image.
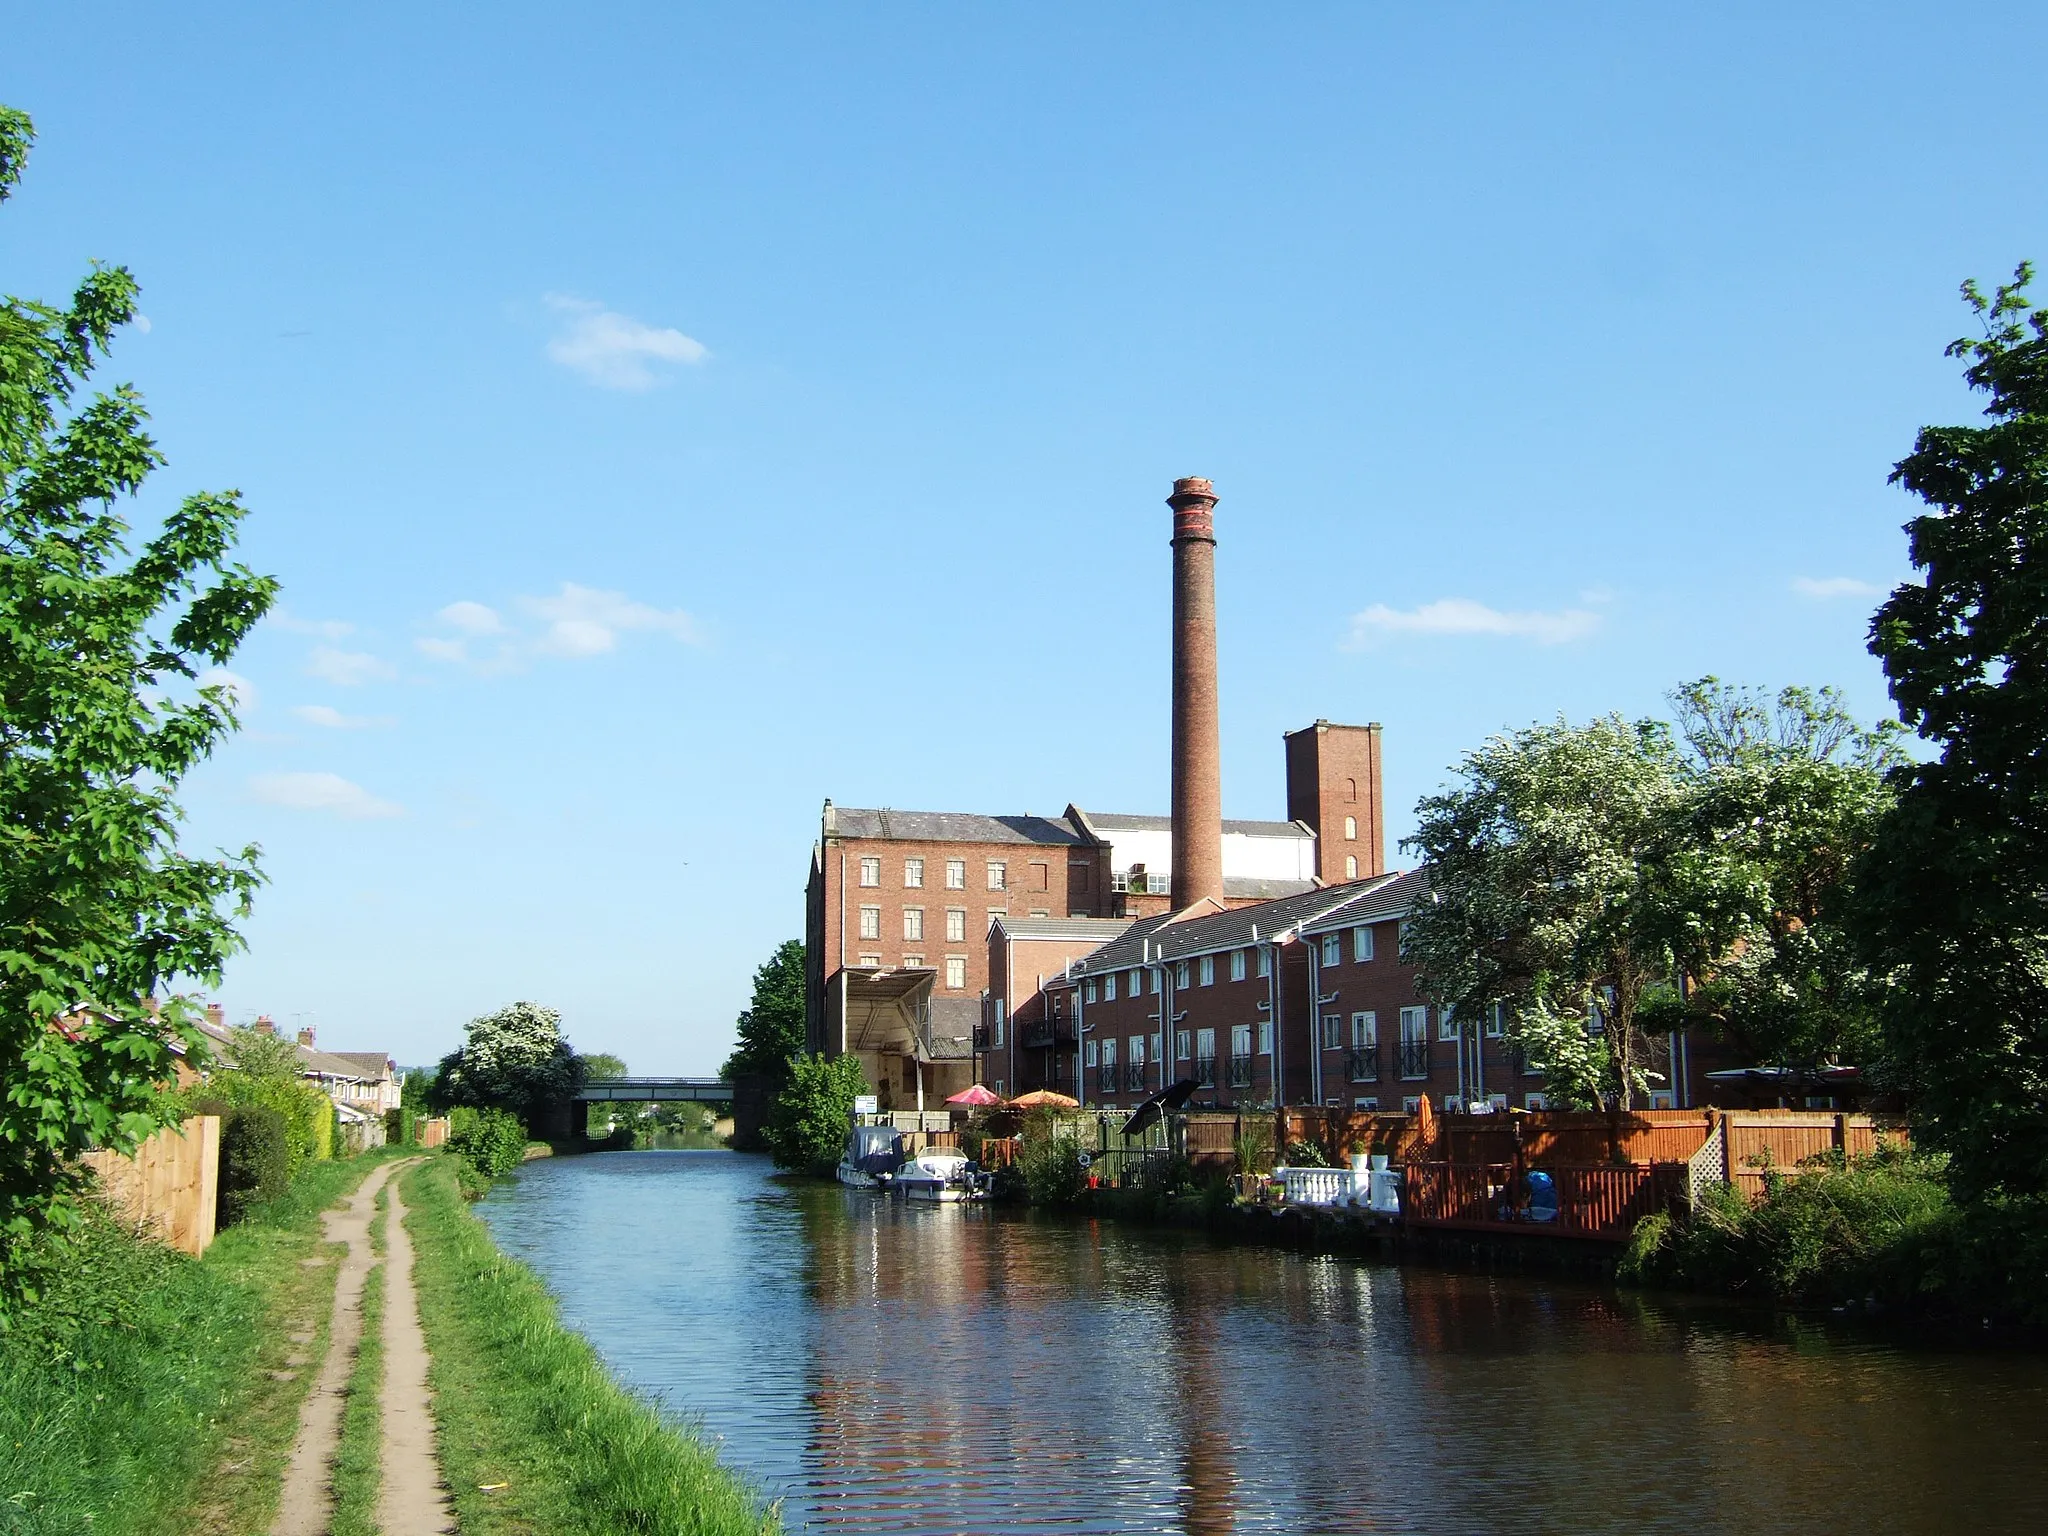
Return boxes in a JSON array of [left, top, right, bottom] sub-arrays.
[[1124, 1062, 1147, 1093], [1347, 1046, 1380, 1083], [1398, 1039, 1432, 1080], [1227, 1054, 1254, 1088], [1192, 1055, 1217, 1088]]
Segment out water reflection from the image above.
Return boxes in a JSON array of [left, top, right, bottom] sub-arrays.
[[479, 1151, 2045, 1535]]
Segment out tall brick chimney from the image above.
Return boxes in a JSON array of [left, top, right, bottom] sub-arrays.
[[1168, 476, 1225, 909]]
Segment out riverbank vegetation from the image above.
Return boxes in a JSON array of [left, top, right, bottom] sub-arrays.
[[763, 1051, 868, 1174], [401, 1156, 778, 1535], [0, 1151, 397, 1536]]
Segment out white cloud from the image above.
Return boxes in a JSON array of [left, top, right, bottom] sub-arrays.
[[415, 636, 472, 664], [519, 582, 702, 657], [306, 646, 395, 687], [437, 600, 504, 636], [1344, 597, 1600, 648], [291, 704, 395, 730], [270, 608, 356, 640], [198, 668, 258, 714], [544, 294, 708, 390], [1792, 575, 1882, 600], [249, 771, 402, 819]]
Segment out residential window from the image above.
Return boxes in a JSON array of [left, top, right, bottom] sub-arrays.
[[1257, 1020, 1272, 1055], [992, 1015, 1006, 1047], [946, 956, 966, 990], [1129, 1034, 1145, 1067], [1176, 1029, 1191, 1060], [1199, 955, 1215, 986], [1486, 1002, 1507, 1038], [1101, 1037, 1117, 1066], [994, 1078, 1005, 1096], [1176, 961, 1191, 989], [1257, 947, 1271, 978], [1230, 949, 1247, 982], [987, 861, 1007, 890], [1104, 973, 1118, 1002], [1354, 1097, 1380, 1111], [1151, 1031, 1163, 1065], [858, 953, 881, 967], [1195, 1027, 1216, 1061], [1488, 1093, 1510, 1112], [903, 954, 923, 969], [1403, 1095, 1423, 1114], [1321, 934, 1342, 967], [1344, 815, 1357, 840], [946, 908, 967, 942], [1084, 978, 1097, 1003], [858, 906, 881, 941], [859, 857, 880, 886], [1321, 1013, 1342, 1050], [946, 859, 966, 889], [1439, 1006, 1460, 1042], [1352, 1011, 1377, 1049], [1149, 970, 1161, 994], [1525, 1092, 1548, 1111], [904, 857, 924, 887], [1086, 1040, 1099, 1067], [1345, 855, 1359, 879], [903, 907, 924, 942], [1129, 968, 1143, 997], [1353, 925, 1374, 963]]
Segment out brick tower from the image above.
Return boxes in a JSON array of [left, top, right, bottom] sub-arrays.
[[1284, 719, 1385, 883], [1169, 477, 1225, 909]]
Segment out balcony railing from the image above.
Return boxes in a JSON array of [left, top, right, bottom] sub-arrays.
[[1020, 1021, 1072, 1051], [1347, 1045, 1380, 1083], [1398, 1039, 1432, 1079], [1192, 1055, 1217, 1088], [1227, 1054, 1254, 1088], [972, 1026, 991, 1050], [1098, 1065, 1118, 1095], [1124, 1062, 1147, 1093]]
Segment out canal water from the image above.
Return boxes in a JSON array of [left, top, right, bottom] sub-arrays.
[[478, 1150, 2044, 1535]]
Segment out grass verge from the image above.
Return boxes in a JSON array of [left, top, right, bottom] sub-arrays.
[[0, 1149, 402, 1536], [330, 1183, 389, 1536], [402, 1155, 778, 1535]]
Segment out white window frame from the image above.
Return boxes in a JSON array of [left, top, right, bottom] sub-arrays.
[[903, 907, 923, 942], [946, 908, 967, 943], [946, 859, 966, 889], [1403, 1095, 1423, 1114], [1104, 973, 1117, 1002], [1257, 1020, 1273, 1055], [1524, 1092, 1547, 1111], [1084, 979, 1097, 1004], [1321, 934, 1342, 967], [902, 954, 924, 969], [1128, 1034, 1145, 1067], [1344, 815, 1357, 840], [1351, 1011, 1376, 1049], [1199, 955, 1215, 987], [1352, 925, 1374, 963], [1486, 1002, 1507, 1038], [1354, 1097, 1379, 1111], [1176, 961, 1191, 989], [1230, 1023, 1251, 1058], [945, 955, 966, 990], [1176, 1029, 1191, 1061], [1230, 949, 1247, 982], [1399, 1006, 1428, 1045], [858, 953, 881, 968], [858, 905, 881, 941], [1129, 968, 1143, 997], [986, 861, 1007, 890], [1439, 1005, 1461, 1042], [904, 857, 924, 888], [1257, 947, 1271, 977], [1345, 855, 1359, 879], [1086, 1040, 1099, 1067], [859, 857, 880, 887], [1194, 1026, 1216, 1061]]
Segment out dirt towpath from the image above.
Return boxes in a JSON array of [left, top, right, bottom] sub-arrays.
[[267, 1157, 453, 1536]]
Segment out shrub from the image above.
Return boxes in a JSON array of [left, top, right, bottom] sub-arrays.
[[1284, 1138, 1330, 1168], [209, 1072, 334, 1177], [1233, 1117, 1276, 1177], [386, 1106, 417, 1146], [763, 1053, 868, 1175], [1020, 1135, 1089, 1207], [450, 1108, 528, 1180], [217, 1106, 290, 1226]]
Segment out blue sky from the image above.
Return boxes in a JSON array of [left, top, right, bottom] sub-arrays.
[[6, 6, 2044, 1072]]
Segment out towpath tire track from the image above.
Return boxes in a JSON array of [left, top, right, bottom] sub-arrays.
[[268, 1158, 408, 1536], [377, 1169, 455, 1534]]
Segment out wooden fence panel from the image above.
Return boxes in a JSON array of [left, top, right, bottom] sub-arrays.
[[80, 1115, 219, 1257]]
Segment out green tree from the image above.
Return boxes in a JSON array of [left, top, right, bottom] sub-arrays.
[[1402, 714, 1684, 1108], [0, 107, 275, 1287], [763, 1051, 867, 1175], [1858, 262, 2048, 1201], [434, 1001, 584, 1127], [721, 939, 805, 1081], [1647, 679, 1901, 1071]]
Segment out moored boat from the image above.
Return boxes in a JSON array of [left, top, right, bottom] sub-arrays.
[[887, 1148, 991, 1202], [836, 1125, 905, 1189]]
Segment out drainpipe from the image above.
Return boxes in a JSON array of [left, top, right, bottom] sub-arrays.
[[1307, 940, 1322, 1107], [1075, 975, 1086, 1108]]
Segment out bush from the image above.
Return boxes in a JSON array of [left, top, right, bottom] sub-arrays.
[[386, 1106, 417, 1145], [449, 1108, 528, 1181], [217, 1106, 290, 1226], [1020, 1135, 1089, 1207], [209, 1072, 334, 1177], [1284, 1138, 1330, 1168], [763, 1053, 868, 1175]]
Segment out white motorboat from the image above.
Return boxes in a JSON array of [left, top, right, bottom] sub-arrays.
[[836, 1125, 904, 1189], [884, 1148, 991, 1202]]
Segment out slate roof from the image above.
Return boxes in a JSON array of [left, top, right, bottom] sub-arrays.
[[326, 1051, 397, 1080], [924, 997, 981, 1060], [1223, 876, 1318, 900], [1298, 867, 1430, 930], [1080, 811, 1310, 839], [829, 807, 1088, 846], [1052, 871, 1417, 979]]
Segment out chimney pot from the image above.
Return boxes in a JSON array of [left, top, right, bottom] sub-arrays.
[[254, 1015, 276, 1036], [297, 1027, 316, 1047]]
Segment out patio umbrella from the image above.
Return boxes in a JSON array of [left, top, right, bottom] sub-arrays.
[[945, 1084, 1002, 1107], [1414, 1092, 1436, 1155], [1119, 1078, 1199, 1140], [1007, 1089, 1079, 1109]]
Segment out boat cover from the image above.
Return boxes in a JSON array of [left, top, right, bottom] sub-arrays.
[[846, 1125, 905, 1175]]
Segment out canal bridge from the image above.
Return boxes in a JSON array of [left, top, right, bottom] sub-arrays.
[[576, 1077, 732, 1104]]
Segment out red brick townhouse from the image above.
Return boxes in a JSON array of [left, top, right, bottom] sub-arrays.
[[1034, 868, 1734, 1114], [985, 915, 1137, 1099]]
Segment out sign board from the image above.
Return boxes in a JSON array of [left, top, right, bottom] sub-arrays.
[[852, 1095, 879, 1116]]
